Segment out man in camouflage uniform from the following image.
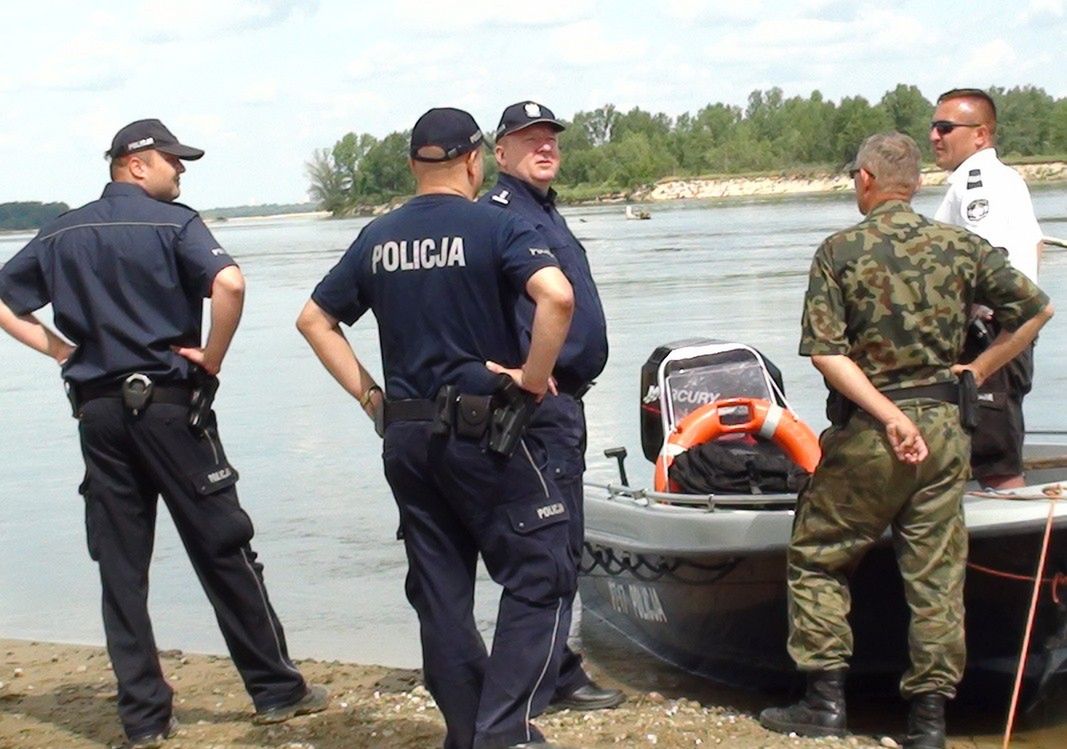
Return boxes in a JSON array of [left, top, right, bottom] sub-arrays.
[[759, 132, 1052, 749]]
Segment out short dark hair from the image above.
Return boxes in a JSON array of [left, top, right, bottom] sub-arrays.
[[106, 149, 155, 179], [937, 88, 998, 122]]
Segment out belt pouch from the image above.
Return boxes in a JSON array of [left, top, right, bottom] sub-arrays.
[[455, 394, 492, 438], [432, 385, 458, 437]]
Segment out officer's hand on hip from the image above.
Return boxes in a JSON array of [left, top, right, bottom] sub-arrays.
[[172, 345, 220, 376], [951, 362, 988, 388], [485, 360, 557, 401]]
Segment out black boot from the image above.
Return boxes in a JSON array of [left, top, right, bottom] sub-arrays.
[[759, 669, 847, 737], [903, 693, 946, 749]]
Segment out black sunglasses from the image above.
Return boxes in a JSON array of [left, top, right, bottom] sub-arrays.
[[849, 167, 874, 179], [930, 120, 981, 136]]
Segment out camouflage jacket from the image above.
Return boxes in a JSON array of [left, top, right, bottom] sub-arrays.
[[799, 199, 1048, 390]]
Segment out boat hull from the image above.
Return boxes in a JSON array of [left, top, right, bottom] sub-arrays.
[[579, 487, 1067, 702]]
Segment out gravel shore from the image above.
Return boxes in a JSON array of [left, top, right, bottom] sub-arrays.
[[2, 638, 1062, 748]]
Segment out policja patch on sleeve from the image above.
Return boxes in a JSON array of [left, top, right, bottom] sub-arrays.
[[966, 199, 989, 222]]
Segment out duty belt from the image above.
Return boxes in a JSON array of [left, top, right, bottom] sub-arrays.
[[881, 381, 958, 404], [382, 378, 536, 457], [382, 398, 436, 426], [828, 380, 959, 427], [76, 377, 193, 406]]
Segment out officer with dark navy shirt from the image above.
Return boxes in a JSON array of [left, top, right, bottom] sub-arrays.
[[297, 107, 576, 749], [0, 119, 326, 749], [480, 102, 621, 712]]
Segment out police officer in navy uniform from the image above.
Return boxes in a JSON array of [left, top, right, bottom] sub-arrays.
[[0, 119, 327, 748], [297, 108, 576, 749], [480, 101, 621, 712]]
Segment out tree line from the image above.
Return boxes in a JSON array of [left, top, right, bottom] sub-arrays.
[[0, 201, 70, 231], [307, 84, 1067, 215]]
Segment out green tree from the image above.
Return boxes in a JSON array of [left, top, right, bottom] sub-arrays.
[[879, 84, 933, 147], [358, 132, 414, 201], [993, 85, 1056, 156], [1050, 98, 1067, 152], [0, 201, 70, 230], [833, 96, 891, 166], [305, 148, 348, 214], [572, 105, 618, 147]]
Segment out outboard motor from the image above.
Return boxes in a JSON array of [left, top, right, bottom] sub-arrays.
[[639, 338, 787, 463]]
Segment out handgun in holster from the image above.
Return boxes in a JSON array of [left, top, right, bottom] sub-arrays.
[[188, 369, 220, 433], [487, 375, 536, 457], [957, 370, 978, 432]]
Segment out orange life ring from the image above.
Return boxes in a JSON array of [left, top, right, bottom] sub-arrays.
[[653, 397, 821, 493]]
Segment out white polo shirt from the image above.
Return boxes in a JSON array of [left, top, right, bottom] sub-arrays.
[[934, 148, 1042, 283]]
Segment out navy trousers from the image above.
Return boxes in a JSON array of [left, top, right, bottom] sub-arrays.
[[528, 394, 592, 699], [77, 397, 306, 738], [383, 421, 575, 749]]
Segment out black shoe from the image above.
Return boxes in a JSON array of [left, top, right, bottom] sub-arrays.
[[124, 716, 178, 749], [759, 669, 847, 738], [252, 684, 329, 725], [903, 693, 946, 749], [550, 682, 626, 711]]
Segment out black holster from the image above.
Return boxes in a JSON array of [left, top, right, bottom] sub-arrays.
[[958, 370, 978, 432], [487, 376, 536, 457], [188, 369, 219, 433]]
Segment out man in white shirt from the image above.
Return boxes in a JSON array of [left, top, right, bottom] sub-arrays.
[[932, 87, 1045, 489]]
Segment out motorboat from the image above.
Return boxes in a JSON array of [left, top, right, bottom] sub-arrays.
[[625, 205, 652, 220], [579, 339, 1067, 706]]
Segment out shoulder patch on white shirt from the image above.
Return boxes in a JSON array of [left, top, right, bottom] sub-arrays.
[[966, 199, 989, 222]]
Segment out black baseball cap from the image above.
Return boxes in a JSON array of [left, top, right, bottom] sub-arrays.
[[409, 108, 485, 163], [495, 101, 566, 139], [107, 119, 205, 160]]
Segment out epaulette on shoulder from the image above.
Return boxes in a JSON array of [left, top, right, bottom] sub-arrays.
[[489, 189, 511, 206], [966, 168, 983, 190]]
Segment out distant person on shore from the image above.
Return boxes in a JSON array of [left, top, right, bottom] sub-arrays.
[[0, 119, 327, 749], [758, 132, 1050, 749], [297, 107, 576, 749], [479, 101, 622, 714], [931, 87, 1046, 489]]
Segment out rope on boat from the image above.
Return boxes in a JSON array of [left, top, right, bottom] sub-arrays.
[[579, 543, 742, 585], [966, 563, 1067, 604], [1002, 492, 1059, 748]]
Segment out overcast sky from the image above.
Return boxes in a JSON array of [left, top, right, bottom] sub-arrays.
[[1, 0, 1064, 209]]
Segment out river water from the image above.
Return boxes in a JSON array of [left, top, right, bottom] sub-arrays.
[[2, 185, 1066, 744]]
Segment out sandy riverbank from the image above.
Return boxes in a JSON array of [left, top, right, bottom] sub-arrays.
[[0, 638, 915, 749], [634, 162, 1067, 202]]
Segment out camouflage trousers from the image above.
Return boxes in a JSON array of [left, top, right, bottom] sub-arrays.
[[787, 401, 970, 698]]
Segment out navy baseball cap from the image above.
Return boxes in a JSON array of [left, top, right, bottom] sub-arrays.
[[410, 108, 485, 163], [107, 119, 205, 160], [495, 101, 566, 139]]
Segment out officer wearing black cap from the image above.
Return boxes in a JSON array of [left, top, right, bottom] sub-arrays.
[[480, 102, 619, 712], [298, 107, 576, 749], [0, 118, 326, 748]]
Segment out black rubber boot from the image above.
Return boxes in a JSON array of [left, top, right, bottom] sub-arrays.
[[903, 693, 946, 749], [759, 669, 847, 737]]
